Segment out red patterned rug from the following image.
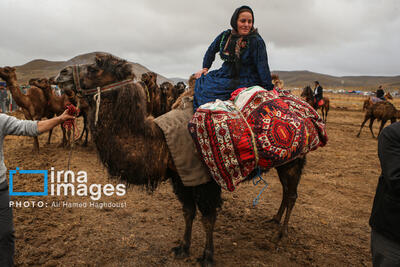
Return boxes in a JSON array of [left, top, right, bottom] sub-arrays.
[[189, 86, 328, 191]]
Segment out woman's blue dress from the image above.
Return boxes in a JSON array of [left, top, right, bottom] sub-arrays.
[[193, 30, 274, 110]]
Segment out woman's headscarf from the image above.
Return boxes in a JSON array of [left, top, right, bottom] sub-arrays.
[[230, 5, 255, 32]]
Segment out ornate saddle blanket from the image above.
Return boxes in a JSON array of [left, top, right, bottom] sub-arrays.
[[189, 86, 328, 191], [154, 97, 210, 187], [371, 96, 384, 104]]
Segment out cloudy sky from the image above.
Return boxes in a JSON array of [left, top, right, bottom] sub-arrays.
[[0, 0, 399, 78]]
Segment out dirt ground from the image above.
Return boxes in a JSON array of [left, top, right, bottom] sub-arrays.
[[5, 96, 395, 266]]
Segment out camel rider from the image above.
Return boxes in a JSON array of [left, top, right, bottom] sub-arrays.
[[313, 81, 323, 109], [376, 85, 385, 101]]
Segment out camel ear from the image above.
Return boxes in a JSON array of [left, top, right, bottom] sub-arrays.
[[10, 67, 16, 72]]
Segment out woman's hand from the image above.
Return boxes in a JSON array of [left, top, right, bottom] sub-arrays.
[[195, 68, 209, 79]]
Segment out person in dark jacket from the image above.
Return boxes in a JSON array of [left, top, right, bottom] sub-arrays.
[[376, 85, 385, 101], [313, 81, 323, 109], [369, 122, 400, 266], [193, 5, 274, 111]]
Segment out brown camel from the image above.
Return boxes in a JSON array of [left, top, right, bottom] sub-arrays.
[[356, 101, 400, 138], [301, 85, 330, 122], [29, 78, 80, 147], [362, 92, 393, 111], [160, 81, 175, 113], [0, 67, 53, 151], [140, 71, 164, 117], [55, 53, 306, 266]]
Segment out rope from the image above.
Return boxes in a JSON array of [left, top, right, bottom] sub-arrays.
[[62, 103, 80, 140], [252, 167, 269, 207], [94, 86, 101, 126]]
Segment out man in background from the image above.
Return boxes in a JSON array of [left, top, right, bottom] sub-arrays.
[[313, 81, 323, 109]]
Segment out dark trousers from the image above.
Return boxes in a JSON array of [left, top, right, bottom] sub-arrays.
[[0, 181, 14, 267], [372, 229, 400, 267]]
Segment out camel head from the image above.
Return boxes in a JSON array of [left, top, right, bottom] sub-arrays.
[[160, 81, 173, 96], [55, 53, 135, 94], [29, 78, 49, 89], [141, 72, 157, 88], [385, 92, 393, 100], [0, 66, 17, 84], [175, 82, 186, 95]]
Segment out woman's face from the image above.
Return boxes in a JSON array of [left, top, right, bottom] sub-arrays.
[[237, 11, 253, 35]]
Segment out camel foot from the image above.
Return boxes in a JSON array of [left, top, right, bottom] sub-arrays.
[[267, 217, 280, 225], [172, 244, 190, 259], [271, 226, 288, 243], [197, 255, 214, 267]]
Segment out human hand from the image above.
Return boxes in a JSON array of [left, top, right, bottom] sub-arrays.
[[58, 109, 75, 122], [195, 68, 209, 79]]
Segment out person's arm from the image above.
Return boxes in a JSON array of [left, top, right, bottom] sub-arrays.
[[37, 110, 74, 133], [0, 110, 74, 137], [195, 31, 226, 79], [253, 36, 273, 90], [378, 123, 400, 195], [202, 31, 225, 70]]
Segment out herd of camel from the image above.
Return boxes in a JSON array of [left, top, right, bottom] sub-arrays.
[[0, 66, 186, 151]]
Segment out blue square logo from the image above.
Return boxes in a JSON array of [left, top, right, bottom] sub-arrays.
[[9, 167, 48, 196]]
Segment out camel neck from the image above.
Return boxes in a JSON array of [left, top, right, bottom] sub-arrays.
[[5, 80, 28, 107]]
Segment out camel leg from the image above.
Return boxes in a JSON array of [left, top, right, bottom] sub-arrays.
[[269, 176, 288, 224], [59, 125, 67, 147], [195, 181, 221, 267], [170, 174, 196, 258], [47, 129, 53, 145], [369, 118, 376, 138], [82, 113, 89, 146], [274, 157, 306, 240], [356, 115, 370, 137], [377, 120, 387, 137]]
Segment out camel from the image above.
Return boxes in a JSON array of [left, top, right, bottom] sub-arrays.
[[0, 67, 53, 151], [362, 92, 393, 111], [160, 81, 175, 113], [301, 85, 330, 122], [356, 101, 400, 138], [140, 71, 164, 117], [55, 53, 306, 266], [29, 78, 82, 147]]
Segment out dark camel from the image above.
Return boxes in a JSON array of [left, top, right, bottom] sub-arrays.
[[55, 53, 306, 267]]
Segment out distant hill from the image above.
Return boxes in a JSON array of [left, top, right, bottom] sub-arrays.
[[13, 52, 172, 85], [272, 70, 400, 91]]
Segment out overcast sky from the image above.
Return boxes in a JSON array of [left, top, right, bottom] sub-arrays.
[[1, 0, 399, 78]]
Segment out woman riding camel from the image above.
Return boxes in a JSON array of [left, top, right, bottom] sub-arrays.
[[193, 5, 274, 110]]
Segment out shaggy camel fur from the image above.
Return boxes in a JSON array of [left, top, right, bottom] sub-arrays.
[[0, 67, 53, 151], [357, 101, 400, 138], [55, 53, 306, 267]]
